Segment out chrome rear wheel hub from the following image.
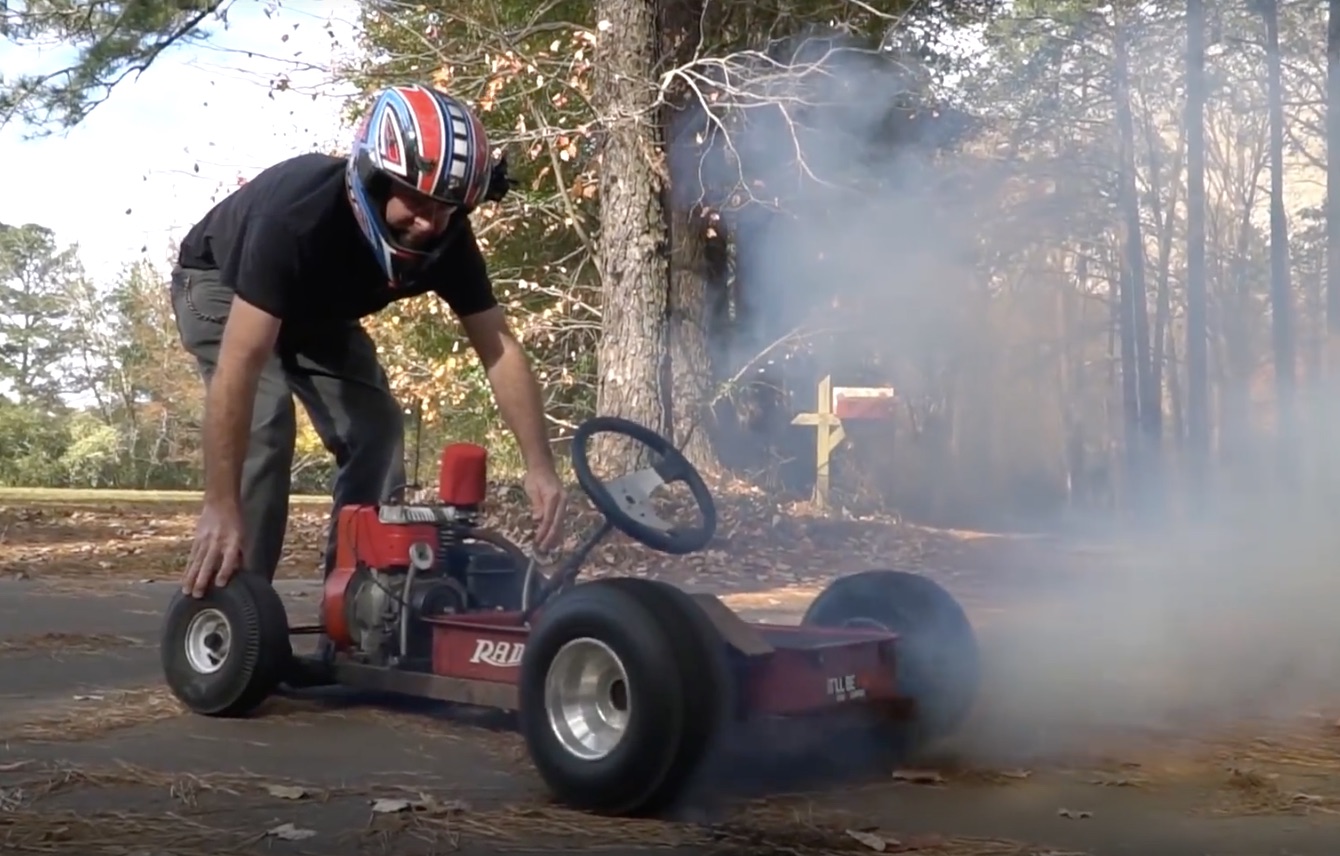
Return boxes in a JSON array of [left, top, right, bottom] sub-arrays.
[[544, 637, 631, 761]]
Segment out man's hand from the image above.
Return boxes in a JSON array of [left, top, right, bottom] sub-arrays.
[[523, 466, 566, 552], [182, 501, 246, 598]]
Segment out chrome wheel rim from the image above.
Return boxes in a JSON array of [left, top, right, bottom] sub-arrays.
[[184, 608, 232, 675], [544, 637, 631, 761]]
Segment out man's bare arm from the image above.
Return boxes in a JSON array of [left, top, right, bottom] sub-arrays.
[[459, 306, 553, 470], [203, 296, 282, 508]]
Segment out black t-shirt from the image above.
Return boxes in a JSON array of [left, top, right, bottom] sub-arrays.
[[176, 153, 498, 322]]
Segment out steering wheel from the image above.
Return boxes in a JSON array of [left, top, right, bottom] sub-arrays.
[[570, 416, 718, 555]]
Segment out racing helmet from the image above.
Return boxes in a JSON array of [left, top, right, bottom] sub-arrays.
[[346, 84, 498, 283]]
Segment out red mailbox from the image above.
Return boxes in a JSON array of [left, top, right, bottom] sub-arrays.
[[832, 386, 897, 421]]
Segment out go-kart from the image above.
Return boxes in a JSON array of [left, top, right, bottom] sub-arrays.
[[160, 415, 980, 816]]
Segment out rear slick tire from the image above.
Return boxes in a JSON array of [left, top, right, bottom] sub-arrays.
[[161, 572, 292, 718], [518, 578, 725, 816]]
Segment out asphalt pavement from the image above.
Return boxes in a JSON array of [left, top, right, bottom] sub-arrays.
[[3, 579, 1340, 855]]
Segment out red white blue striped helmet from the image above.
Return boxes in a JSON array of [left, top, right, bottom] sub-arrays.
[[346, 84, 494, 281]]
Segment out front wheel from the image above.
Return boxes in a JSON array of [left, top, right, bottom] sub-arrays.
[[160, 572, 293, 717]]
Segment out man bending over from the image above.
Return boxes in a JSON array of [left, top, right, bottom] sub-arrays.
[[170, 83, 566, 598]]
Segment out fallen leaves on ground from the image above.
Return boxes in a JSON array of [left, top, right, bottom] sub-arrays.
[[0, 481, 982, 606], [12, 490, 1340, 833], [0, 682, 532, 761], [0, 632, 145, 654], [363, 791, 1075, 854], [1085, 772, 1146, 787], [0, 500, 330, 584], [1215, 764, 1340, 816], [0, 759, 1081, 855], [0, 758, 473, 811], [1189, 716, 1340, 816], [891, 769, 948, 787], [977, 709, 1340, 817], [0, 687, 184, 743]]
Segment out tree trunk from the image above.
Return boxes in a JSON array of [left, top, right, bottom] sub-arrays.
[[1117, 263, 1142, 499], [1325, 0, 1340, 483], [1147, 108, 1184, 450], [1166, 323, 1185, 454], [1185, 0, 1211, 502], [665, 206, 717, 469], [1220, 169, 1266, 484], [1058, 257, 1078, 510], [1328, 0, 1340, 353], [1114, 20, 1158, 511], [660, 0, 717, 472], [592, 0, 671, 468], [1106, 264, 1128, 512], [1261, 0, 1298, 487]]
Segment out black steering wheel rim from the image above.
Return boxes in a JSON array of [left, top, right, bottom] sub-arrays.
[[570, 415, 717, 555]]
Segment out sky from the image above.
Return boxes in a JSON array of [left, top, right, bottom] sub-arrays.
[[0, 0, 364, 287]]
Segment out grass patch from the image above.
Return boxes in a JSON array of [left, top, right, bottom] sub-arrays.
[[0, 487, 330, 506]]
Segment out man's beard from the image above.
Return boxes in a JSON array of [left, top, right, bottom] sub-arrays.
[[396, 229, 424, 247]]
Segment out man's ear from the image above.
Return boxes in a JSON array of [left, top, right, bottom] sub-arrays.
[[484, 156, 511, 203]]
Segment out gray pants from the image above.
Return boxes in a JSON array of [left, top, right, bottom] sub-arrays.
[[171, 266, 407, 582]]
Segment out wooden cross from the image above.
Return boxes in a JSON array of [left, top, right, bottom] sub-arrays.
[[791, 375, 846, 510], [791, 375, 897, 510]]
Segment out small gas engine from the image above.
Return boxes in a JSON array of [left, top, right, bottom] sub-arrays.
[[320, 442, 532, 668]]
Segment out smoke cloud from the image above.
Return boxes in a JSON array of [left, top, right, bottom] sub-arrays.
[[665, 20, 1340, 768]]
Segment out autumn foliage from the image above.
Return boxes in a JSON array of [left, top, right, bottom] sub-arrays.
[[0, 0, 1336, 532]]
